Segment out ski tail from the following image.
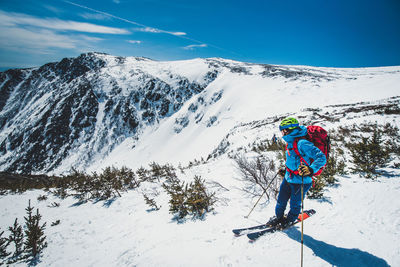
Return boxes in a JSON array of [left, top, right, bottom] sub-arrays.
[[232, 223, 270, 236]]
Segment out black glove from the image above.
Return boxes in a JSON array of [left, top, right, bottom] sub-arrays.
[[278, 168, 286, 177], [298, 165, 313, 177]]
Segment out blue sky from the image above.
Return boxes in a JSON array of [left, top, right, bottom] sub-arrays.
[[0, 0, 399, 70]]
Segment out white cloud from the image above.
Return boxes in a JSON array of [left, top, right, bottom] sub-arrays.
[[0, 10, 130, 34], [133, 27, 187, 36], [168, 31, 187, 36], [79, 12, 111, 21], [0, 10, 109, 55], [42, 5, 64, 15], [64, 1, 189, 38], [128, 40, 142, 44], [135, 27, 162, 33], [183, 44, 207, 50], [0, 27, 77, 52]]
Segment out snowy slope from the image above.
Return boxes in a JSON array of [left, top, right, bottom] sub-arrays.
[[1, 96, 399, 266], [1, 53, 399, 174], [85, 60, 400, 173], [0, 54, 400, 266], [1, 172, 398, 267]]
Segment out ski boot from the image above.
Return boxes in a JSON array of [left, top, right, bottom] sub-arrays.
[[266, 216, 284, 227]]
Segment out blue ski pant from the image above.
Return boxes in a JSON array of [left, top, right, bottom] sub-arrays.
[[275, 178, 312, 222]]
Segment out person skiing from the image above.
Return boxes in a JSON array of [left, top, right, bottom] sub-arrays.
[[268, 117, 327, 228], [272, 133, 277, 144]]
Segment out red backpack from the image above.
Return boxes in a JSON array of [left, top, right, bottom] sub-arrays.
[[292, 125, 330, 176]]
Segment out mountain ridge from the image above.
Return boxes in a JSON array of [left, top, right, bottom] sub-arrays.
[[0, 53, 399, 174]]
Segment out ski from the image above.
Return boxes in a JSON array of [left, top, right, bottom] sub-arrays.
[[247, 209, 316, 241], [232, 222, 273, 236]]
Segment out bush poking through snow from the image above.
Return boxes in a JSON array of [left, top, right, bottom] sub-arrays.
[[51, 220, 61, 227], [162, 175, 216, 220], [0, 228, 11, 264], [251, 138, 286, 153], [7, 218, 24, 264], [306, 177, 326, 199], [186, 176, 217, 218], [234, 154, 280, 200], [143, 194, 161, 211], [346, 127, 391, 178], [52, 166, 141, 202], [307, 148, 347, 199], [137, 163, 177, 183], [23, 200, 47, 265]]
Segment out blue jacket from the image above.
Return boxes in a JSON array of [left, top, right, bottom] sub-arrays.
[[282, 126, 327, 184]]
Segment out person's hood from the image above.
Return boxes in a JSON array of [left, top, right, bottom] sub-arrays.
[[282, 125, 308, 146]]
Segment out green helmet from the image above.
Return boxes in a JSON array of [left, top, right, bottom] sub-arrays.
[[279, 117, 299, 131]]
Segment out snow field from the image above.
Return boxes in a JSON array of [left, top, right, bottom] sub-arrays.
[[1, 56, 400, 266], [1, 158, 398, 266]]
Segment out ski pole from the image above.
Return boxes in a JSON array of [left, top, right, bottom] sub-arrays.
[[301, 174, 304, 267], [244, 190, 265, 219], [244, 172, 279, 219]]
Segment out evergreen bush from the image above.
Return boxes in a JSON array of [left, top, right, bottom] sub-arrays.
[[346, 127, 390, 178], [23, 200, 47, 264], [0, 228, 10, 264], [162, 175, 216, 220], [7, 218, 24, 264], [186, 176, 216, 218], [307, 176, 326, 199], [143, 194, 161, 211]]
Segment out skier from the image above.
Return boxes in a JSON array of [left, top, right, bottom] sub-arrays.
[[269, 117, 326, 228], [271, 133, 277, 144]]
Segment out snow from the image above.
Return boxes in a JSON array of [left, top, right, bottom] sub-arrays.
[[1, 57, 400, 266], [89, 63, 400, 171], [1, 163, 399, 266]]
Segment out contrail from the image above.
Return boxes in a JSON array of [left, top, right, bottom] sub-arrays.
[[63, 0, 242, 56]]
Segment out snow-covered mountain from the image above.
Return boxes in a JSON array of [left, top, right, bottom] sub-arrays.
[[1, 53, 400, 266], [1, 52, 399, 174]]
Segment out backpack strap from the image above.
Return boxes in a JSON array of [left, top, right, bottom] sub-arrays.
[[285, 138, 307, 176], [289, 137, 316, 187], [292, 137, 308, 166]]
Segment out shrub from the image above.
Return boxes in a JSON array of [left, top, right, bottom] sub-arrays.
[[51, 220, 61, 227], [143, 194, 161, 211], [37, 195, 48, 202], [7, 218, 24, 263], [307, 177, 326, 199], [234, 154, 280, 200], [251, 139, 285, 153], [54, 166, 140, 202], [346, 128, 390, 178], [319, 148, 346, 185], [23, 200, 47, 264], [162, 175, 216, 220], [0, 228, 10, 263], [162, 175, 188, 219], [186, 176, 216, 218]]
